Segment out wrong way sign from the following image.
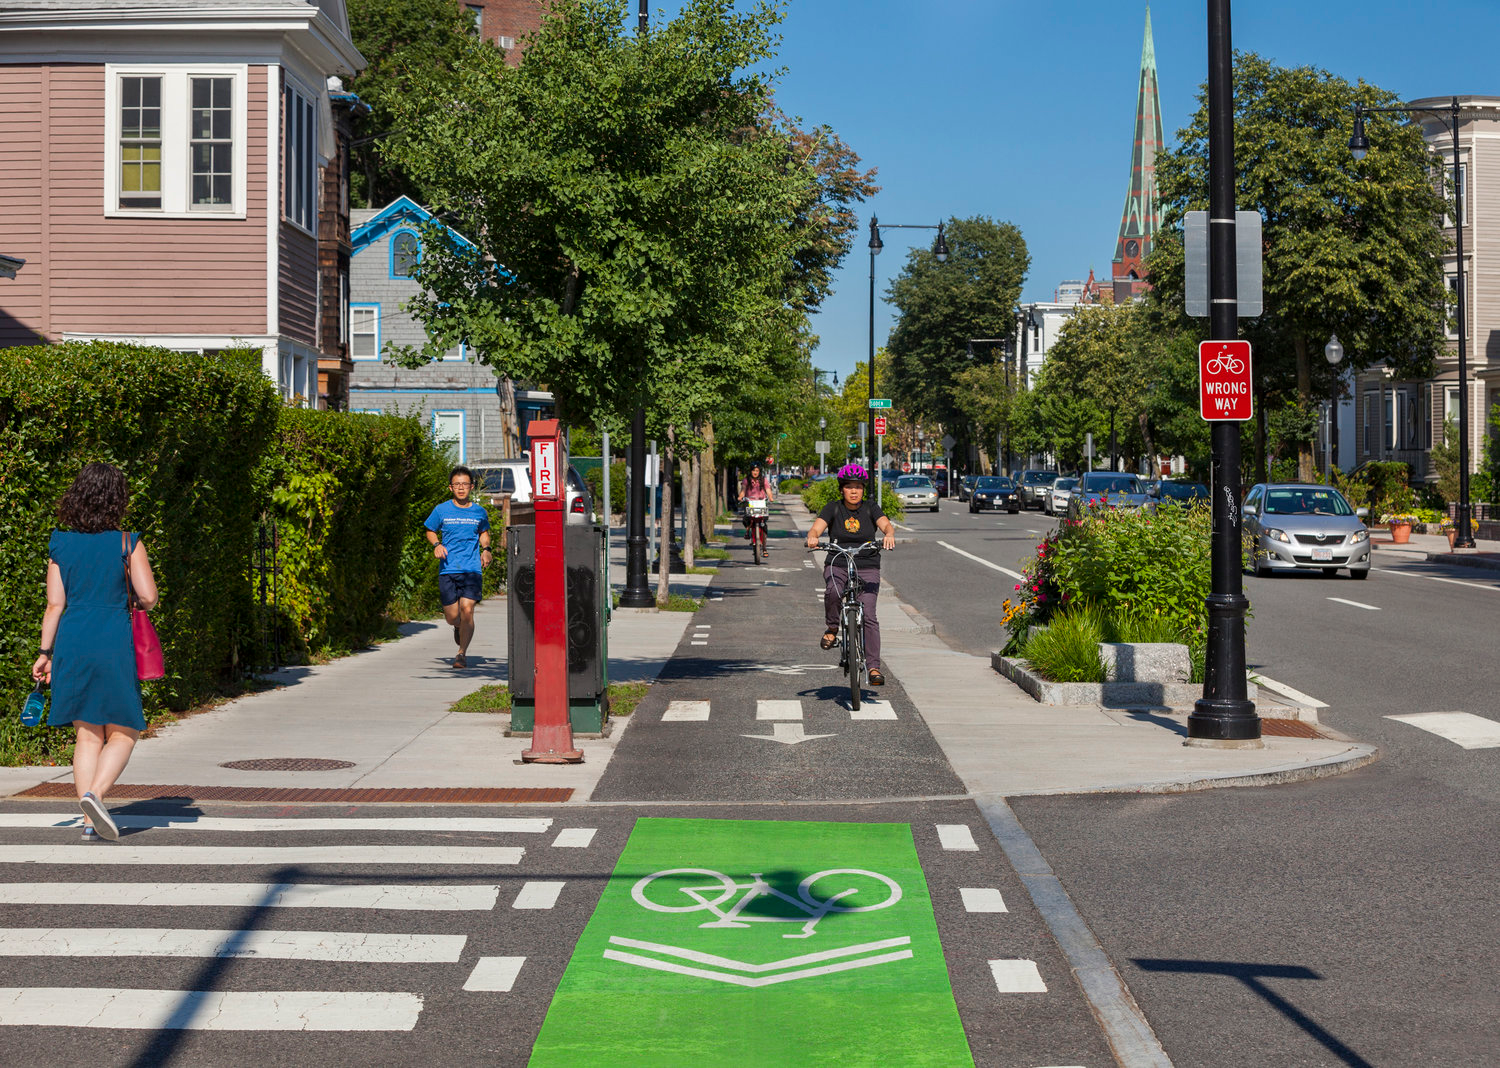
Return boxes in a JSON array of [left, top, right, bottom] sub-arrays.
[[873, 415, 887, 436], [1200, 340, 1253, 421]]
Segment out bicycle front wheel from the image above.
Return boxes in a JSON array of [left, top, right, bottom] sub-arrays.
[[844, 605, 863, 710], [799, 869, 904, 913]]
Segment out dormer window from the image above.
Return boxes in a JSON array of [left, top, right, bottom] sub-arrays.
[[392, 231, 420, 278]]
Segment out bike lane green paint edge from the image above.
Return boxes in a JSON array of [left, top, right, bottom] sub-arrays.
[[529, 818, 973, 1067]]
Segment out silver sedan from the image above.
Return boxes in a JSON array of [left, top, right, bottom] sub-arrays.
[[895, 474, 940, 512], [1243, 483, 1371, 578]]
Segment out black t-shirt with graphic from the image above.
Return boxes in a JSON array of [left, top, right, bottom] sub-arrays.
[[817, 498, 886, 571]]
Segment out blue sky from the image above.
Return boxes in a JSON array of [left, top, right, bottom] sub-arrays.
[[692, 0, 1500, 386]]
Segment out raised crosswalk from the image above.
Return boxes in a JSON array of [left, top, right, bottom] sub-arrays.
[[657, 696, 897, 723], [0, 812, 599, 1035]]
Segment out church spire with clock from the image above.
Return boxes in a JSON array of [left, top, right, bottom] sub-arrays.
[[1111, 4, 1164, 303]]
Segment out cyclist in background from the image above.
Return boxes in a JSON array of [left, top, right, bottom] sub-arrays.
[[740, 463, 775, 539], [805, 464, 897, 686]]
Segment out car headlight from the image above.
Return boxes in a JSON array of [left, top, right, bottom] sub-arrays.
[[1349, 528, 1369, 544], [1262, 526, 1290, 543]]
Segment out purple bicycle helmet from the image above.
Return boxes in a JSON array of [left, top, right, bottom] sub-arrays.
[[836, 463, 868, 486]]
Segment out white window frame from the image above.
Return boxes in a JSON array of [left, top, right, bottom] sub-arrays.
[[433, 410, 465, 463], [443, 341, 468, 363], [349, 303, 379, 360], [284, 79, 318, 234], [104, 64, 248, 218]]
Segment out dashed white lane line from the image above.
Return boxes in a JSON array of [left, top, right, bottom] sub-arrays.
[[551, 828, 597, 848], [1386, 711, 1500, 749], [0, 988, 424, 1030], [936, 824, 979, 851], [462, 960, 528, 990], [1326, 597, 1379, 610], [662, 701, 710, 722], [512, 881, 565, 910], [464, 956, 527, 993], [848, 698, 897, 721], [0, 883, 498, 910], [1374, 566, 1500, 592], [936, 541, 1026, 581], [0, 928, 466, 962], [989, 959, 1047, 992], [691, 641, 709, 646], [757, 699, 803, 721], [960, 888, 1009, 913]]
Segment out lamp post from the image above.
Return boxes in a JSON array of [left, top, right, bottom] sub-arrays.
[[1350, 96, 1472, 547], [1324, 335, 1345, 480], [916, 429, 925, 474], [1187, 0, 1259, 746], [870, 214, 948, 501], [620, 0, 654, 608], [818, 416, 827, 475]]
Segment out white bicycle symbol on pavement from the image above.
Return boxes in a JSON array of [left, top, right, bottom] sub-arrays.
[[633, 868, 903, 940], [1204, 353, 1245, 375]]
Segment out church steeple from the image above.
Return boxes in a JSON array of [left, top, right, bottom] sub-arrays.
[[1111, 4, 1164, 302]]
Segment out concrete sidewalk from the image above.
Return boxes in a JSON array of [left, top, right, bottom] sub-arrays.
[[1370, 528, 1500, 571], [1, 505, 1378, 803]]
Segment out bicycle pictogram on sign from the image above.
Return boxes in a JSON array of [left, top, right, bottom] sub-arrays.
[[1199, 340, 1254, 422]]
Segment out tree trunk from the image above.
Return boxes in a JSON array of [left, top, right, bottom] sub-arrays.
[[1138, 411, 1156, 477], [655, 427, 676, 606], [699, 419, 717, 543], [683, 446, 699, 570], [1295, 334, 1315, 481]]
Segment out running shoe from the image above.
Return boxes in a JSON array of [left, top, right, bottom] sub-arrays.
[[79, 792, 118, 841]]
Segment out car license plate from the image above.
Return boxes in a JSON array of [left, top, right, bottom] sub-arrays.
[[1311, 547, 1333, 561]]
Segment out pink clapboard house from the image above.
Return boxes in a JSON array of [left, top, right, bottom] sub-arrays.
[[0, 0, 365, 407]]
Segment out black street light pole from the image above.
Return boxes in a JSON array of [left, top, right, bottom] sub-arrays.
[[619, 0, 655, 608], [870, 215, 948, 501], [1350, 97, 1473, 548], [1188, 0, 1260, 746]]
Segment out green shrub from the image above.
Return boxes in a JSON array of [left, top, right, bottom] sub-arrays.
[[0, 341, 280, 764], [801, 476, 905, 521], [1022, 607, 1107, 683], [584, 460, 627, 516], [778, 477, 804, 494]]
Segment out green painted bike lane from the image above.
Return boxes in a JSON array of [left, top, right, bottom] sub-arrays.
[[530, 817, 973, 1067]]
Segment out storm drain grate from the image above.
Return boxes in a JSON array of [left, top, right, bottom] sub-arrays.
[[1259, 718, 1324, 739], [219, 758, 356, 771], [14, 783, 573, 804]]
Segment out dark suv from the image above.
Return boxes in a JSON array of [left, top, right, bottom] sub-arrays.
[[1016, 469, 1060, 510]]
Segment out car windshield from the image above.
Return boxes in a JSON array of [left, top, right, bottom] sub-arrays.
[[897, 477, 933, 489], [1080, 475, 1143, 494], [975, 477, 1012, 490], [1054, 478, 1078, 491], [1264, 487, 1354, 516], [1022, 472, 1058, 485], [1160, 482, 1208, 499], [473, 469, 514, 494]]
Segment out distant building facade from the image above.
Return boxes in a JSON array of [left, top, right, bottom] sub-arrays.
[[1110, 5, 1163, 304], [460, 0, 546, 63]]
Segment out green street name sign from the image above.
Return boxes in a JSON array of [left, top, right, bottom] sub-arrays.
[[868, 399, 892, 409]]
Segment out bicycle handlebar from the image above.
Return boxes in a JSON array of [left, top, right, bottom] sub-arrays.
[[807, 541, 884, 555]]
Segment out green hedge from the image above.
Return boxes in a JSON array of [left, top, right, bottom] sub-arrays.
[[0, 342, 280, 763], [584, 460, 627, 516]]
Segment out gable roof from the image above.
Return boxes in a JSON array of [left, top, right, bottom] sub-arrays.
[[352, 197, 515, 282]]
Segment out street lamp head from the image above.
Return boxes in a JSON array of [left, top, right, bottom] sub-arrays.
[[819, 416, 826, 429], [868, 216, 883, 254], [933, 223, 948, 263], [1027, 306, 1042, 331], [1349, 110, 1369, 161], [1324, 334, 1344, 366]]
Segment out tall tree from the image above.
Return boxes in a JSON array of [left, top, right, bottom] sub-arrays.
[[1037, 301, 1153, 469], [345, 0, 486, 207], [1152, 52, 1448, 479], [885, 216, 1029, 451]]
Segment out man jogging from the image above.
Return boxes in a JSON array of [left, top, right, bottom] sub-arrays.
[[425, 466, 492, 669]]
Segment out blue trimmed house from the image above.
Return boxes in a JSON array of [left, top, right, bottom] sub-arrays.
[[347, 197, 514, 462]]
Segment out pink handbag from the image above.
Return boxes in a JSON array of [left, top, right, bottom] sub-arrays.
[[122, 532, 165, 680]]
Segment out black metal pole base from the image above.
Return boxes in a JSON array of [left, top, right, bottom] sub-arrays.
[[1187, 591, 1261, 746], [1186, 699, 1262, 746], [619, 406, 655, 608]]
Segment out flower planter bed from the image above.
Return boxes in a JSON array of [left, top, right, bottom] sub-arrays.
[[992, 653, 1258, 710]]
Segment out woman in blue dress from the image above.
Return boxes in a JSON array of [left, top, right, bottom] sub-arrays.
[[31, 463, 159, 841]]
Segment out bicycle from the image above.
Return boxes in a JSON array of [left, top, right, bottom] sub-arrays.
[[810, 541, 881, 710], [632, 866, 903, 939], [1204, 353, 1245, 375], [745, 498, 770, 564]]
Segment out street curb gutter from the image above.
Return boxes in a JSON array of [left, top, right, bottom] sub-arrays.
[[977, 795, 1174, 1068]]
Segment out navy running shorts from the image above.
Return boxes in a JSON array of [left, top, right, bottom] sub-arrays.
[[439, 571, 483, 606]]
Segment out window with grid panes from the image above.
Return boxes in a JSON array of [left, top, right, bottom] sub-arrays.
[[284, 84, 316, 231], [190, 76, 233, 208], [120, 76, 163, 209]]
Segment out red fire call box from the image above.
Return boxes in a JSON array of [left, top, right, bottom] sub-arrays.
[[530, 425, 561, 501], [874, 415, 888, 436], [1199, 340, 1253, 421]]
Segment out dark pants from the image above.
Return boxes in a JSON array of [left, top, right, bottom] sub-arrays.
[[824, 565, 881, 671]]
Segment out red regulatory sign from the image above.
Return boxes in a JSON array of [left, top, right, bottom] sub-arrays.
[[1199, 340, 1253, 421], [873, 415, 887, 436]]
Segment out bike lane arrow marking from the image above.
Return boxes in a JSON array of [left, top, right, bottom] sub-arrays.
[[742, 723, 836, 745]]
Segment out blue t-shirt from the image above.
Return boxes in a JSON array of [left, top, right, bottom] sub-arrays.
[[424, 500, 490, 575]]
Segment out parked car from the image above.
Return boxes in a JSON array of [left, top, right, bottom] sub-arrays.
[[1017, 469, 1060, 510], [470, 459, 595, 523], [969, 476, 1020, 513], [931, 469, 949, 497], [1044, 476, 1079, 516], [1067, 472, 1151, 518], [1242, 482, 1370, 578], [894, 474, 940, 512], [956, 475, 978, 503], [1150, 480, 1210, 507]]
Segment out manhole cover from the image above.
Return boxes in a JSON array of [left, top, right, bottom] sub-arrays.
[[219, 758, 356, 771]]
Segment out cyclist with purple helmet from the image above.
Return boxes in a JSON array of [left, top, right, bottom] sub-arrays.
[[804, 463, 897, 686]]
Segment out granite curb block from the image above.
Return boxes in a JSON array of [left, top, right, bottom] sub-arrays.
[[1423, 551, 1500, 571], [1012, 741, 1382, 796], [991, 653, 1259, 709]]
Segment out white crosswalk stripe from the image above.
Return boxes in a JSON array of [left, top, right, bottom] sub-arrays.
[[1386, 711, 1500, 749], [0, 814, 599, 1034], [849, 698, 896, 721]]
